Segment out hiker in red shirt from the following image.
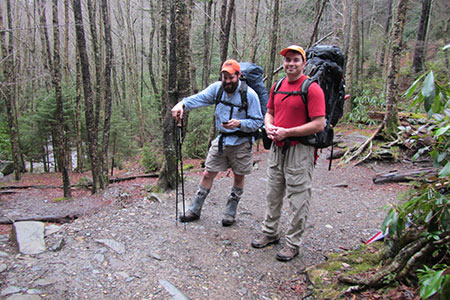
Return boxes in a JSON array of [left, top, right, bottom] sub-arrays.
[[251, 45, 325, 261]]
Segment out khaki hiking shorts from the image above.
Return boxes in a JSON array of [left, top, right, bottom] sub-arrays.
[[205, 139, 253, 175]]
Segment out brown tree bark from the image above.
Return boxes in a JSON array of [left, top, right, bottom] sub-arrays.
[[39, 0, 60, 173], [265, 0, 280, 91], [0, 0, 22, 180], [202, 0, 213, 88], [383, 0, 409, 140], [412, 0, 432, 73], [176, 1, 192, 101], [51, 0, 71, 198], [341, 0, 351, 68], [86, 0, 101, 139], [148, 0, 159, 95], [75, 47, 83, 173], [308, 0, 327, 49], [231, 7, 238, 59], [158, 0, 180, 190], [248, 0, 261, 62], [379, 0, 393, 68], [219, 0, 235, 63], [159, 0, 169, 120], [343, 0, 359, 116], [63, 0, 70, 79], [101, 0, 114, 180], [72, 0, 105, 193]]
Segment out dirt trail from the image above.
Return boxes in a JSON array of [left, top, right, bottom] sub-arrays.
[[0, 144, 411, 299]]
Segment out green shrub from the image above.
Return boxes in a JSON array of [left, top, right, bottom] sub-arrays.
[[347, 90, 385, 127], [0, 121, 11, 160], [141, 143, 162, 173], [183, 108, 213, 158], [382, 62, 449, 296]]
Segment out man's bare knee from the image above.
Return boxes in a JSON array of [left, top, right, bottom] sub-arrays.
[[203, 170, 218, 180], [233, 173, 245, 188]]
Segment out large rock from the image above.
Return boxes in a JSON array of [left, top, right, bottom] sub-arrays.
[[10, 222, 46, 255], [0, 160, 14, 176]]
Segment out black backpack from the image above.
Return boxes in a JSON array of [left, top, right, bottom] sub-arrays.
[[272, 45, 345, 148], [272, 45, 346, 168]]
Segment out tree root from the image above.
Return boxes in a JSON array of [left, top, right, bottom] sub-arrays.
[[397, 241, 433, 279], [341, 123, 383, 165], [338, 236, 427, 287]]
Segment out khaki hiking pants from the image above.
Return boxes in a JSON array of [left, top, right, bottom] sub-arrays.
[[262, 142, 315, 249]]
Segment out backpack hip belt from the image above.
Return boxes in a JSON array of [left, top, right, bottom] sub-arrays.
[[218, 131, 255, 154]]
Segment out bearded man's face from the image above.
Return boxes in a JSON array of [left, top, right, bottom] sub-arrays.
[[221, 72, 239, 93]]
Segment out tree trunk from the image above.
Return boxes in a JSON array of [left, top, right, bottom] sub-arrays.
[[158, 0, 179, 190], [383, 0, 409, 140], [412, 0, 432, 73], [231, 8, 238, 58], [219, 0, 235, 63], [177, 0, 192, 100], [87, 0, 101, 140], [265, 0, 280, 91], [63, 0, 70, 79], [0, 0, 22, 180], [51, 0, 71, 198], [187, 0, 197, 98], [100, 0, 114, 182], [343, 0, 359, 116], [75, 47, 83, 173], [248, 0, 261, 62], [202, 0, 213, 88], [40, 0, 60, 174], [159, 0, 168, 120], [72, 0, 105, 193], [308, 0, 327, 49], [341, 0, 351, 68], [379, 0, 393, 68], [148, 0, 159, 95]]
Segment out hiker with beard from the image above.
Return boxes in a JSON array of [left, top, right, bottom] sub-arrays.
[[171, 59, 263, 226]]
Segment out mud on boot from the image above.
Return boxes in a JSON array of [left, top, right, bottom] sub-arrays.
[[179, 210, 200, 222], [181, 186, 209, 222], [221, 213, 235, 226], [221, 186, 242, 227]]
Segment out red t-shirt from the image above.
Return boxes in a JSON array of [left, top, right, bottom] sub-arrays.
[[267, 75, 325, 147]]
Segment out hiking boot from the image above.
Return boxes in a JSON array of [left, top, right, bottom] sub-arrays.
[[221, 214, 235, 227], [179, 210, 200, 222], [251, 234, 280, 249], [276, 246, 299, 262], [222, 187, 242, 227]]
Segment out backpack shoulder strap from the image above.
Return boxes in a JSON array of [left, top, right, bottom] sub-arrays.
[[239, 79, 248, 114], [215, 85, 224, 105], [300, 77, 314, 121], [273, 77, 285, 94], [300, 77, 313, 106]]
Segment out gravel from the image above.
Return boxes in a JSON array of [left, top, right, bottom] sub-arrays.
[[0, 145, 411, 299]]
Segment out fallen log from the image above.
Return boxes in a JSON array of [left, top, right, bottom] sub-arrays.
[[326, 149, 346, 160], [0, 190, 16, 195], [373, 168, 437, 184], [368, 111, 426, 122], [0, 214, 79, 224], [108, 173, 158, 183], [0, 173, 159, 190]]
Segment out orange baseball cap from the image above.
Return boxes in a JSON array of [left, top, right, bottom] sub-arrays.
[[280, 45, 306, 61], [221, 59, 241, 75]]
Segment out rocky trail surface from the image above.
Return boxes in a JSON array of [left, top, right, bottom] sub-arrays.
[[0, 134, 413, 299]]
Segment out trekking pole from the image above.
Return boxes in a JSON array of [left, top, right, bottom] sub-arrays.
[[174, 119, 186, 229]]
